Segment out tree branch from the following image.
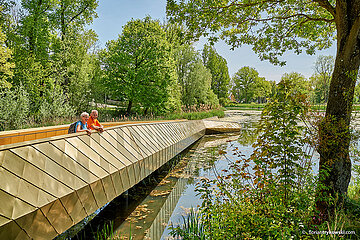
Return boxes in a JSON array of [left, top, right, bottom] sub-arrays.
[[312, 0, 335, 17], [204, 0, 285, 10], [68, 3, 89, 24], [241, 13, 334, 23]]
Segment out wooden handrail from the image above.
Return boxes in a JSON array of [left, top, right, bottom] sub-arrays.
[[0, 120, 185, 146]]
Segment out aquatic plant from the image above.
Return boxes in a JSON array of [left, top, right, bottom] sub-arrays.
[[169, 208, 205, 240]]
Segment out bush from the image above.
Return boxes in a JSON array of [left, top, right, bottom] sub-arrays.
[[0, 85, 30, 130], [37, 86, 76, 123], [166, 109, 224, 120]]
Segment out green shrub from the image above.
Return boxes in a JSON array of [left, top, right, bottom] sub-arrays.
[[37, 86, 75, 123], [0, 85, 30, 130], [165, 109, 224, 120]]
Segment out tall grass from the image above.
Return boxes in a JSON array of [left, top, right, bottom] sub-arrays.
[[170, 209, 206, 240]]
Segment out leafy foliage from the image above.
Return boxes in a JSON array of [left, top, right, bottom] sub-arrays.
[[172, 80, 321, 239], [0, 85, 30, 130], [202, 44, 230, 105], [174, 43, 219, 107], [166, 0, 335, 66], [166, 0, 360, 214], [0, 12, 14, 89], [0, 0, 99, 128], [232, 66, 271, 103], [100, 17, 177, 115], [280, 72, 312, 97], [310, 55, 334, 104]]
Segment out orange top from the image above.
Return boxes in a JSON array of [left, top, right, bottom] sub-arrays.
[[87, 116, 102, 130]]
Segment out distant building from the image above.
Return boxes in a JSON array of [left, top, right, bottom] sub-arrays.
[[229, 93, 238, 103]]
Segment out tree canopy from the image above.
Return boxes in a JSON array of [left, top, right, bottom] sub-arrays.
[[100, 17, 176, 115], [232, 66, 270, 103], [202, 44, 230, 105], [174, 43, 219, 107], [0, 18, 14, 89], [167, 0, 335, 66]]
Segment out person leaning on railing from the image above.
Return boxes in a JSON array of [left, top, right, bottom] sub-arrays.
[[76, 112, 92, 135], [87, 110, 104, 133]]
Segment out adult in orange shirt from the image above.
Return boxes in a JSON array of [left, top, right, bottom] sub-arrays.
[[87, 110, 104, 132]]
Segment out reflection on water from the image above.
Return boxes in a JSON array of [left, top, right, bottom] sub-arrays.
[[237, 121, 258, 146], [110, 128, 258, 240]]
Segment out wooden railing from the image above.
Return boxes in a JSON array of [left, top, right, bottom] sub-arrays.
[[0, 120, 185, 146]]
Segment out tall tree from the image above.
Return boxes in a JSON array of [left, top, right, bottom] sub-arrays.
[[0, 0, 99, 118], [21, 0, 52, 58], [50, 0, 98, 88], [50, 0, 98, 41], [232, 66, 267, 103], [0, 11, 14, 89], [174, 43, 219, 107], [311, 55, 334, 104], [280, 72, 312, 97], [253, 76, 272, 103], [202, 44, 230, 105], [100, 17, 175, 115], [166, 0, 359, 217]]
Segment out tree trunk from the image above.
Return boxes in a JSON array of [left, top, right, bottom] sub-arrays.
[[317, 2, 360, 218], [126, 100, 132, 116], [60, 0, 66, 41]]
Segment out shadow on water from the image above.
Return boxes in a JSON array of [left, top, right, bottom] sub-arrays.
[[55, 122, 260, 240]]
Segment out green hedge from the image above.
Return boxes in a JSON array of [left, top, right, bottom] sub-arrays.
[[225, 103, 265, 111], [164, 109, 225, 120]]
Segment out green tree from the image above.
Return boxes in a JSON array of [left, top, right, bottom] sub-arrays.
[[163, 22, 189, 47], [162, 22, 186, 112], [232, 66, 266, 103], [11, 0, 54, 112], [202, 44, 230, 105], [167, 0, 358, 216], [174, 43, 218, 107], [50, 0, 98, 41], [253, 76, 271, 103], [50, 0, 99, 89], [20, 0, 53, 59], [280, 72, 311, 97], [310, 55, 334, 104], [64, 30, 99, 112], [0, 12, 14, 89], [101, 17, 175, 115], [0, 0, 98, 120]]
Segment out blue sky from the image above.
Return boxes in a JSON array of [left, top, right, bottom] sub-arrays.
[[90, 0, 336, 82]]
